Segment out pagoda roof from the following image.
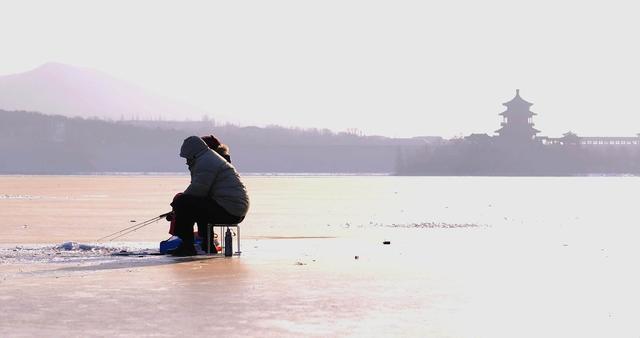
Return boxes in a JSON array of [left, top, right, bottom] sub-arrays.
[[502, 89, 533, 108], [495, 126, 541, 134], [499, 109, 537, 116]]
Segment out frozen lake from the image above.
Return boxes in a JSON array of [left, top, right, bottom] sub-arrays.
[[1, 175, 639, 337]]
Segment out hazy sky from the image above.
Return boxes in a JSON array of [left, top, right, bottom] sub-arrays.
[[1, 0, 639, 138]]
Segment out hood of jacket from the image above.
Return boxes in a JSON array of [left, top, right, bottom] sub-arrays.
[[180, 136, 209, 159]]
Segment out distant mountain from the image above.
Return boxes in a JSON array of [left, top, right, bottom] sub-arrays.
[[0, 63, 207, 120]]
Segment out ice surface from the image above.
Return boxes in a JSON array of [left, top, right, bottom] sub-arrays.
[[57, 241, 95, 251], [0, 241, 159, 265]]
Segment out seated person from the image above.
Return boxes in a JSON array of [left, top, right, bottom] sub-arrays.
[[169, 136, 249, 256]]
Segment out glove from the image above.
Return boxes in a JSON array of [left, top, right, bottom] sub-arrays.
[[165, 212, 175, 222]]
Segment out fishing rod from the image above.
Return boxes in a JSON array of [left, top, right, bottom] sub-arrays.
[[106, 219, 161, 241], [96, 215, 165, 242], [96, 213, 170, 242], [96, 212, 171, 242]]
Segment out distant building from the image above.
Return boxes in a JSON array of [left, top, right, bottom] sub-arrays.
[[495, 89, 540, 143], [490, 90, 640, 147], [399, 90, 640, 175], [464, 133, 492, 144]]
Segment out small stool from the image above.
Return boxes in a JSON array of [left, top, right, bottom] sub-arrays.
[[205, 223, 241, 256]]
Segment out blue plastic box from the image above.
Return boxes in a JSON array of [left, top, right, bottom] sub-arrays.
[[159, 236, 182, 254], [159, 235, 207, 254]]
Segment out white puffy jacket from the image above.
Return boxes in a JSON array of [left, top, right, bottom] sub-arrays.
[[180, 136, 249, 217]]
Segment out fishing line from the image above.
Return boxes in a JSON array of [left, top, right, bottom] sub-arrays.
[[106, 218, 162, 241], [96, 212, 170, 242], [96, 216, 161, 242]]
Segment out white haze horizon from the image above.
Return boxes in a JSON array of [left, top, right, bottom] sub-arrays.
[[2, 0, 640, 138]]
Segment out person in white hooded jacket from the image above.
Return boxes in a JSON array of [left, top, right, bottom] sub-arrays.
[[169, 136, 249, 256]]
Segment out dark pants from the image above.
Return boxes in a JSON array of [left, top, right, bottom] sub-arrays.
[[170, 194, 244, 247]]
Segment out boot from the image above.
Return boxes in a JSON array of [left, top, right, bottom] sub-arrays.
[[170, 243, 197, 257], [172, 222, 197, 256]]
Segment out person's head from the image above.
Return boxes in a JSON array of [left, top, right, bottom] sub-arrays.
[[201, 134, 221, 149], [180, 136, 208, 169], [201, 134, 231, 163]]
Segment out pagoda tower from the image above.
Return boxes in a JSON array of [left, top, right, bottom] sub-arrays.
[[495, 89, 540, 142]]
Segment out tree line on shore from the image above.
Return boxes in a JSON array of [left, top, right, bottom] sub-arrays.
[[4, 109, 635, 175], [0, 110, 428, 174], [397, 138, 640, 176]]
